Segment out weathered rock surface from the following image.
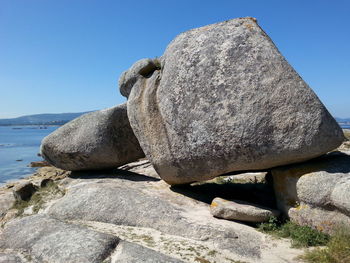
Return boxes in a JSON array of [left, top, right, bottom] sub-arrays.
[[48, 181, 260, 255], [210, 197, 280, 223], [0, 160, 304, 262], [0, 190, 16, 218], [123, 17, 344, 185], [0, 252, 27, 263], [113, 241, 184, 263], [119, 58, 160, 98], [40, 103, 144, 171], [0, 215, 119, 263], [338, 129, 350, 151], [272, 151, 350, 233]]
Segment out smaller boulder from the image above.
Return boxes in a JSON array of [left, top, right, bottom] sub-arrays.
[[40, 103, 144, 171], [272, 151, 350, 233], [210, 197, 280, 223]]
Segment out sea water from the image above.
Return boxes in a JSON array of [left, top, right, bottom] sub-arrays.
[[0, 126, 58, 184]]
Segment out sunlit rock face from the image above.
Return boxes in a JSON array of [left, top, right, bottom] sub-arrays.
[[121, 17, 344, 185], [40, 103, 144, 171]]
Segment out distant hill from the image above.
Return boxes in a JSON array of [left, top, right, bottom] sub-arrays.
[[0, 111, 93, 126], [0, 112, 348, 126]]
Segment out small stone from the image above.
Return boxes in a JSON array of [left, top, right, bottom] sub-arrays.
[[210, 197, 280, 223]]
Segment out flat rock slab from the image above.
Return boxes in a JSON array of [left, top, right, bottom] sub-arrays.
[[0, 215, 119, 263], [40, 103, 144, 171], [113, 241, 184, 263], [0, 162, 306, 262], [0, 252, 26, 263], [47, 181, 262, 258], [44, 171, 306, 262], [211, 197, 280, 223], [123, 17, 343, 185]]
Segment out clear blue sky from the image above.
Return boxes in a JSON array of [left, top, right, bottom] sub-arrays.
[[1, 0, 349, 118]]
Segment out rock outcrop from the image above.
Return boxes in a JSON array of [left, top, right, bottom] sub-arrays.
[[40, 103, 144, 171], [123, 17, 344, 185], [114, 241, 184, 263], [272, 151, 350, 233], [0, 215, 119, 263], [0, 160, 303, 263]]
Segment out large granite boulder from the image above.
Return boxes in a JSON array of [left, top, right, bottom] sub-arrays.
[[121, 17, 344, 185], [40, 103, 144, 171], [272, 151, 350, 233]]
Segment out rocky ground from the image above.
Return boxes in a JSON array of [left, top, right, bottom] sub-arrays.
[[0, 134, 348, 263], [0, 160, 306, 263]]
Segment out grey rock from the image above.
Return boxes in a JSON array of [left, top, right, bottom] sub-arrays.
[[123, 17, 344, 185], [272, 151, 350, 232], [288, 203, 350, 234], [12, 181, 37, 201], [40, 103, 144, 171], [0, 253, 26, 263], [47, 181, 263, 258], [114, 241, 184, 263], [223, 172, 267, 184], [330, 178, 350, 214], [0, 215, 119, 263], [0, 160, 304, 262], [119, 58, 160, 98], [210, 197, 280, 223], [0, 190, 16, 218]]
